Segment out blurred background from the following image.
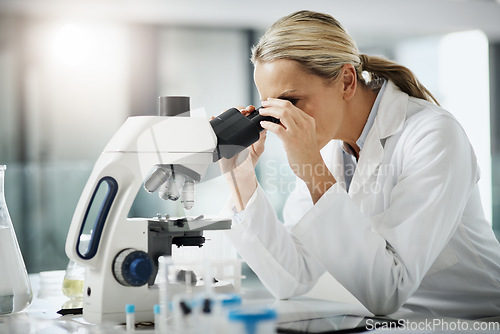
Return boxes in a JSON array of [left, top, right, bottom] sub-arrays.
[[0, 0, 499, 273]]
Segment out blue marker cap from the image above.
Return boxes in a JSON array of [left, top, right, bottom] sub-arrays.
[[154, 304, 161, 314], [125, 304, 135, 314]]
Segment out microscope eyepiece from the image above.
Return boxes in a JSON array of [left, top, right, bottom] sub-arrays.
[[210, 107, 279, 161], [246, 108, 280, 130]]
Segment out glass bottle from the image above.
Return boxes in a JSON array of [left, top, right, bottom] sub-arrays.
[[62, 235, 88, 309], [0, 165, 33, 314], [61, 260, 85, 308]]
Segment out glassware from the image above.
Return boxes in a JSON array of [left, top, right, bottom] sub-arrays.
[[61, 260, 85, 308], [0, 165, 33, 314], [62, 235, 89, 309]]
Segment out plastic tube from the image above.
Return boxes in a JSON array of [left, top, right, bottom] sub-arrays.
[[154, 304, 161, 334], [125, 304, 135, 332], [158, 256, 173, 332]]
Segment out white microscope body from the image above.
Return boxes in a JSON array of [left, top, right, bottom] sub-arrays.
[[65, 96, 276, 324], [65, 115, 227, 324]]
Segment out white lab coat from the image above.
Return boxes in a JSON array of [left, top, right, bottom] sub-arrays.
[[225, 80, 500, 319]]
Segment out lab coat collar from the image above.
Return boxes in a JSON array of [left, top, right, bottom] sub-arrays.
[[349, 81, 408, 200], [373, 80, 408, 140], [356, 79, 387, 150]]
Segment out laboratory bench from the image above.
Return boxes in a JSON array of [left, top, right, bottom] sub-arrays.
[[1, 270, 499, 333]]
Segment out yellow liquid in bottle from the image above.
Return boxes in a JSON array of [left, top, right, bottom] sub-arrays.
[[62, 278, 84, 300]]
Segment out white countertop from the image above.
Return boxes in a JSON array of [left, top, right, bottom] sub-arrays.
[[1, 271, 499, 334], [0, 270, 369, 333]]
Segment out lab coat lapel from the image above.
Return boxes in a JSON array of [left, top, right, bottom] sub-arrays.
[[349, 81, 408, 203], [331, 141, 348, 190], [321, 140, 348, 190], [348, 125, 384, 201]]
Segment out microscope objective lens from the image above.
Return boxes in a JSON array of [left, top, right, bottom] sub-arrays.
[[165, 177, 179, 201], [181, 180, 194, 210], [158, 181, 171, 201], [144, 167, 171, 193]]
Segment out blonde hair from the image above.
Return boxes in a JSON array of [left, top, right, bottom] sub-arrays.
[[251, 10, 439, 105]]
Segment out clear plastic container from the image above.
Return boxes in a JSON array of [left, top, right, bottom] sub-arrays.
[[0, 165, 33, 314]]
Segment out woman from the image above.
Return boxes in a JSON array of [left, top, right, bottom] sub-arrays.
[[222, 10, 500, 319]]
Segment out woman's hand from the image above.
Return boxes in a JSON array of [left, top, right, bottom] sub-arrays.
[[240, 105, 268, 167], [259, 98, 336, 203], [219, 105, 268, 211]]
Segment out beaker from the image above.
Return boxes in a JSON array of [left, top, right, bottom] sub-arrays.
[[0, 165, 33, 314], [62, 235, 89, 308]]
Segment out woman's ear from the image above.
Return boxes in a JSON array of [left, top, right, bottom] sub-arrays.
[[341, 64, 357, 101]]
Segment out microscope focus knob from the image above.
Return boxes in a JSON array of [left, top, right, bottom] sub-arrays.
[[113, 249, 153, 287]]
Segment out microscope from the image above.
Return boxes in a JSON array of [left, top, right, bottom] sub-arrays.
[[64, 96, 277, 324]]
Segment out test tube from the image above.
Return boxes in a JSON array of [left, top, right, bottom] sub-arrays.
[[154, 304, 161, 334], [125, 304, 135, 332], [158, 256, 173, 331]]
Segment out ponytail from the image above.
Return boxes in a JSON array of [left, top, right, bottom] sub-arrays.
[[358, 54, 440, 105]]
